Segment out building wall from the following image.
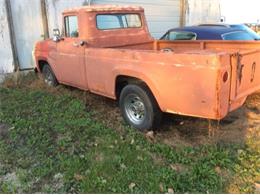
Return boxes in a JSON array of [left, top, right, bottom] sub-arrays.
[[46, 0, 87, 35], [93, 0, 181, 38], [185, 0, 221, 26], [46, 0, 181, 39], [10, 0, 45, 70], [0, 0, 14, 73]]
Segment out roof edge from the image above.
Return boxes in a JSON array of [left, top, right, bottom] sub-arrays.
[[63, 5, 144, 13]]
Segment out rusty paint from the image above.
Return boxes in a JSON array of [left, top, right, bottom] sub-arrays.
[[63, 5, 144, 13], [251, 62, 256, 83], [34, 5, 260, 121], [237, 54, 244, 85]]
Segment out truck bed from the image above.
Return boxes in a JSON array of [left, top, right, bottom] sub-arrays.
[[113, 39, 260, 52], [105, 40, 260, 118], [156, 41, 260, 111]]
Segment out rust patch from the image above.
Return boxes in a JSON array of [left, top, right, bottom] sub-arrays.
[[251, 62, 256, 82], [237, 54, 244, 85]]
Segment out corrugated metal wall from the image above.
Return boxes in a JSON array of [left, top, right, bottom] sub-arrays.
[[0, 0, 14, 73]]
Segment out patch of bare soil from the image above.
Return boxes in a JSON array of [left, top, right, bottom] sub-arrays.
[[157, 92, 260, 147], [0, 124, 9, 139], [2, 73, 260, 147]]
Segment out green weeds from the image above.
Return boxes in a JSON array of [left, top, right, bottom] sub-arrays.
[[0, 86, 259, 193]]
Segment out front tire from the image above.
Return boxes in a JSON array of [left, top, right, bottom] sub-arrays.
[[42, 64, 58, 87], [119, 84, 162, 130]]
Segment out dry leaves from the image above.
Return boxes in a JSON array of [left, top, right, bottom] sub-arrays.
[[159, 183, 164, 192], [74, 173, 84, 181], [168, 188, 174, 194], [129, 182, 136, 190]]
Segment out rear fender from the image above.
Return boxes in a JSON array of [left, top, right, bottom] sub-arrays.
[[112, 69, 164, 111]]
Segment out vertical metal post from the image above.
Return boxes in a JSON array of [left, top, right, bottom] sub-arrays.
[[4, 0, 19, 71], [179, 0, 187, 27], [40, 0, 49, 39]]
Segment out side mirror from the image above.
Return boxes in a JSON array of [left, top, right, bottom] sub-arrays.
[[52, 29, 63, 42]]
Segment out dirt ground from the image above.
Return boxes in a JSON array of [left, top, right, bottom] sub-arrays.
[[3, 72, 260, 148], [1, 72, 260, 193]]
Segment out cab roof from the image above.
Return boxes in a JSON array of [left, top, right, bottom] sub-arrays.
[[63, 5, 144, 14]]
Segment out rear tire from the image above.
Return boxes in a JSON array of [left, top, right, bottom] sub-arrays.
[[42, 64, 58, 87], [119, 84, 162, 130]]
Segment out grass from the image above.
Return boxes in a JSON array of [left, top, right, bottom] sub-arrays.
[[0, 74, 259, 193]]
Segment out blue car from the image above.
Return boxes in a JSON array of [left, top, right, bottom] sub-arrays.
[[160, 24, 260, 41]]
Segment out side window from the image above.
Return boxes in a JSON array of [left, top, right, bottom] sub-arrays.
[[64, 16, 79, 38], [222, 31, 255, 40]]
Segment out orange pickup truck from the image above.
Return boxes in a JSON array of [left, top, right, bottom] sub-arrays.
[[34, 5, 260, 130]]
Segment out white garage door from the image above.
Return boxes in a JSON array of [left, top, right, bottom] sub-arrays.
[[93, 0, 181, 38]]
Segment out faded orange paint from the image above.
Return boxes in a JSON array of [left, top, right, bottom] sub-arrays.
[[34, 5, 260, 120]]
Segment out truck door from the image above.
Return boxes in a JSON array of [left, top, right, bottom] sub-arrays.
[[56, 15, 87, 90]]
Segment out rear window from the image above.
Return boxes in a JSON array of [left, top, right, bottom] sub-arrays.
[[164, 31, 197, 40], [96, 14, 142, 30], [222, 31, 255, 40]]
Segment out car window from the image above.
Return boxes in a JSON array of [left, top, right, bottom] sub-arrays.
[[222, 31, 255, 40], [165, 31, 197, 40], [64, 16, 79, 38], [96, 14, 142, 30], [230, 25, 260, 39]]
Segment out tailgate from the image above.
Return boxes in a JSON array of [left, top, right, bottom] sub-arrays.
[[230, 50, 260, 102]]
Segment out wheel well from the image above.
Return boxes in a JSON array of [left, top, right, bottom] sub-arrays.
[[38, 60, 48, 72], [115, 75, 150, 100]]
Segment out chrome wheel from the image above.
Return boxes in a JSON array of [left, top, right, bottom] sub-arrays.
[[119, 84, 162, 130], [42, 65, 57, 87], [124, 94, 146, 125]]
